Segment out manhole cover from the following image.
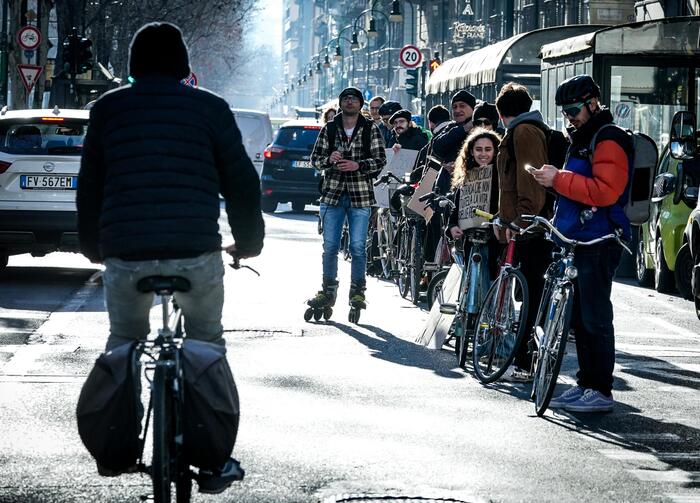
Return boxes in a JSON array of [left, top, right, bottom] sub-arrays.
[[326, 496, 472, 503]]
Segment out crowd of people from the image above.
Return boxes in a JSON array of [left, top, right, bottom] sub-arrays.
[[310, 75, 634, 414]]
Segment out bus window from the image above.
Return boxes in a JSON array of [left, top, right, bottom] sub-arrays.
[[609, 65, 689, 147], [575, 62, 584, 76], [565, 64, 574, 80]]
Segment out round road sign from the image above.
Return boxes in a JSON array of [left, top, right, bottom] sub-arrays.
[[181, 72, 198, 87], [399, 45, 423, 68], [17, 25, 41, 51]]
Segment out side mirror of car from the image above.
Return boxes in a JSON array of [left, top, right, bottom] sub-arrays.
[[670, 111, 697, 160], [651, 172, 677, 203], [683, 185, 699, 206]]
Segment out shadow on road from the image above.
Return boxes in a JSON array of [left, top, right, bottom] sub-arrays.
[[330, 321, 464, 379], [617, 350, 700, 392]]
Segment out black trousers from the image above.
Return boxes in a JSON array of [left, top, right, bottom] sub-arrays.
[[571, 241, 622, 396], [513, 236, 554, 370]]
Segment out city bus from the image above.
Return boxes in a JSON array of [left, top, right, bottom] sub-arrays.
[[424, 25, 605, 112]]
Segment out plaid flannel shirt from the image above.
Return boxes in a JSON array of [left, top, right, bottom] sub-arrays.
[[311, 113, 386, 207]]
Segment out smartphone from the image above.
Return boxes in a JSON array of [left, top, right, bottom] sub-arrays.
[[525, 164, 537, 174]]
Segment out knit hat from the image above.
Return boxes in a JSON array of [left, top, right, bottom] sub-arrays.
[[389, 109, 412, 125], [378, 100, 402, 117], [427, 105, 450, 125], [451, 90, 477, 109], [129, 22, 190, 80], [338, 87, 364, 106], [473, 101, 499, 125]]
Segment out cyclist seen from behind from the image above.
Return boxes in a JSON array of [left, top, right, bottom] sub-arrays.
[[77, 22, 264, 491], [531, 75, 632, 413], [307, 87, 387, 320]]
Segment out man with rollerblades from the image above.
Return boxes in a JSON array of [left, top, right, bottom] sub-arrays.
[[306, 87, 386, 323]]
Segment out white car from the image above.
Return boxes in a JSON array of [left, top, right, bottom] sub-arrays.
[[231, 108, 273, 176], [0, 107, 90, 269]]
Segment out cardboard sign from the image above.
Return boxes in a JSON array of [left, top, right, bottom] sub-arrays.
[[373, 148, 419, 208], [415, 264, 462, 349], [406, 167, 439, 221], [458, 164, 493, 229]]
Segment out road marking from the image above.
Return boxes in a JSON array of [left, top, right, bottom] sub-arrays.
[[614, 283, 692, 315], [616, 343, 700, 354], [667, 494, 700, 503], [644, 317, 700, 339], [618, 433, 684, 442], [599, 449, 700, 461], [627, 469, 699, 483], [0, 373, 86, 383], [617, 331, 700, 341]]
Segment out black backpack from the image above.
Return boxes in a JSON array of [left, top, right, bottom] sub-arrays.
[[507, 120, 570, 216], [76, 342, 142, 474], [181, 339, 240, 471]]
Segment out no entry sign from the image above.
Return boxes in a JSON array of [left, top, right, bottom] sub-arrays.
[[399, 45, 422, 68]]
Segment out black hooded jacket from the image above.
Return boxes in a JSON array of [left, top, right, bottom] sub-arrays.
[[77, 25, 263, 261]]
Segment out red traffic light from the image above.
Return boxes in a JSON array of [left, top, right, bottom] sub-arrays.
[[429, 58, 441, 75]]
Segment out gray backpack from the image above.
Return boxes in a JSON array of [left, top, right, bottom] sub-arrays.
[[589, 124, 658, 226]]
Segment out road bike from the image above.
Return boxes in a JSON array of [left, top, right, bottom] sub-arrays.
[[135, 258, 255, 502], [519, 216, 631, 416], [470, 209, 529, 383], [373, 172, 403, 280]]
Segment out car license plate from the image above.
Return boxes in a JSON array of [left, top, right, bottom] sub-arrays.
[[20, 175, 78, 190], [293, 160, 312, 168]]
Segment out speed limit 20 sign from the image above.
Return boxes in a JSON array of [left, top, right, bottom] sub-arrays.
[[399, 45, 423, 68]]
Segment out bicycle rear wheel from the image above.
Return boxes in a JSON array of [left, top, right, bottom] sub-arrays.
[[152, 366, 172, 503], [533, 284, 573, 416], [472, 269, 529, 383], [409, 226, 423, 305]]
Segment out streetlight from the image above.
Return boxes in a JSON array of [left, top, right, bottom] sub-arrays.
[[389, 1, 402, 23], [350, 32, 360, 50], [367, 18, 378, 39], [323, 55, 331, 68]]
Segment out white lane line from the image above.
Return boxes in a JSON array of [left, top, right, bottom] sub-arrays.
[[616, 343, 700, 354], [600, 449, 700, 461], [617, 331, 700, 341], [614, 283, 692, 315], [656, 386, 697, 393], [628, 469, 699, 483], [667, 494, 700, 503], [645, 317, 700, 340], [619, 433, 684, 442], [0, 374, 86, 383], [616, 366, 700, 384]]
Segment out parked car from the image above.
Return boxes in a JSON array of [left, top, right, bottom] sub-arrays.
[[685, 193, 700, 318], [260, 119, 322, 213], [636, 142, 697, 297], [0, 108, 90, 270], [231, 109, 273, 176]]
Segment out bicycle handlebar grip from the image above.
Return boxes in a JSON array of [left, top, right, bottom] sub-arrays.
[[473, 208, 494, 220], [373, 177, 385, 187], [419, 192, 435, 202]]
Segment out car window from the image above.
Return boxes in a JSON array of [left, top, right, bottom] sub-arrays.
[[658, 150, 670, 174], [274, 126, 320, 149], [0, 118, 87, 155]]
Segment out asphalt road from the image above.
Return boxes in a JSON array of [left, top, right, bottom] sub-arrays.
[[0, 203, 698, 503]]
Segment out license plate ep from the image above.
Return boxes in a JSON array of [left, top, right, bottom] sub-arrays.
[[292, 160, 312, 168], [20, 175, 78, 190]]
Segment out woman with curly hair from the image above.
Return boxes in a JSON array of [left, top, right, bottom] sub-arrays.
[[321, 107, 337, 124]]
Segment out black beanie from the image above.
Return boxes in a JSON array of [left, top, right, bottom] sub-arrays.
[[129, 22, 190, 81], [389, 109, 412, 125], [338, 87, 364, 107], [451, 90, 477, 110], [378, 100, 402, 117], [427, 105, 450, 125], [473, 101, 500, 125]]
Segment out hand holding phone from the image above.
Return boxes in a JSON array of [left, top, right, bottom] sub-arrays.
[[525, 164, 537, 174]]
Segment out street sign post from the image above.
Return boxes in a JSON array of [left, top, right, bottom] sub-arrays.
[[17, 26, 41, 51], [399, 45, 423, 69], [363, 89, 373, 102], [17, 64, 42, 93]]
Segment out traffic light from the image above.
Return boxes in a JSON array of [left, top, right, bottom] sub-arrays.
[[429, 54, 441, 75], [77, 36, 93, 74], [61, 31, 78, 76], [406, 68, 419, 97]]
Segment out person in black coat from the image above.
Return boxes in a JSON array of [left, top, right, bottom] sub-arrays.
[[388, 109, 430, 152]]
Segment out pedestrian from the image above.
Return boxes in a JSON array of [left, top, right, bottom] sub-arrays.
[[306, 86, 387, 320], [494, 82, 553, 382], [378, 100, 402, 147], [532, 75, 632, 413], [322, 107, 337, 124], [388, 109, 430, 153], [472, 101, 504, 135], [368, 96, 385, 126], [76, 21, 263, 492]]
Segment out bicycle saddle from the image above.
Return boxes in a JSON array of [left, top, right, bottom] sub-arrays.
[[136, 276, 191, 294]]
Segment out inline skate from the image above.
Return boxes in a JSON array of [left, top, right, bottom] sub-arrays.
[[304, 278, 338, 322], [348, 281, 366, 324]]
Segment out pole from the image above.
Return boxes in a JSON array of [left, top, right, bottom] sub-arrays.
[[0, 0, 8, 106]]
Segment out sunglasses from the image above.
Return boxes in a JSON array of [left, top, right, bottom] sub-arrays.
[[474, 119, 492, 127], [561, 99, 592, 117]]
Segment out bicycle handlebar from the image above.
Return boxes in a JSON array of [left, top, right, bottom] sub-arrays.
[[420, 191, 455, 211], [471, 208, 523, 233], [520, 214, 632, 254], [373, 172, 404, 187], [228, 257, 261, 276]]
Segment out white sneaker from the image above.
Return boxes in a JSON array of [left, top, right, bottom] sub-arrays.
[[549, 386, 585, 408], [500, 365, 533, 383]]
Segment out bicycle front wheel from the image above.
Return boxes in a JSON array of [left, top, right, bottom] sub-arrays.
[[409, 226, 423, 305], [152, 366, 172, 503], [472, 269, 529, 383], [533, 284, 573, 416]]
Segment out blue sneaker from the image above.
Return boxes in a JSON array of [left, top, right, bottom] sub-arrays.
[[564, 389, 614, 413], [549, 386, 585, 409], [197, 458, 245, 494]]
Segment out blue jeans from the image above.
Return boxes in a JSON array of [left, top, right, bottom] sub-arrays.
[[571, 241, 622, 396], [103, 252, 225, 351], [320, 193, 371, 284]]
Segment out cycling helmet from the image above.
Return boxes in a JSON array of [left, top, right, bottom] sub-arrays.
[[555, 75, 601, 106]]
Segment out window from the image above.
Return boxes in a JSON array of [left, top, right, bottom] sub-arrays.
[[0, 119, 87, 155], [274, 126, 320, 149], [609, 65, 689, 147]]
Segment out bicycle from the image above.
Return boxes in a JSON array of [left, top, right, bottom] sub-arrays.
[[392, 179, 424, 303], [135, 257, 255, 502], [373, 172, 403, 280], [470, 209, 529, 383], [518, 215, 631, 416], [424, 195, 491, 368]]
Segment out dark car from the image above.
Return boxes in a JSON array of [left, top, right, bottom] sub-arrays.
[[260, 119, 322, 213]]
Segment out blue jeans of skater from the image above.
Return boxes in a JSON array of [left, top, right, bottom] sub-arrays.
[[320, 192, 371, 284], [571, 240, 622, 397], [103, 251, 225, 351]]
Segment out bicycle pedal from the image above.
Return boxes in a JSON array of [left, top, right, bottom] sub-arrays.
[[439, 303, 457, 315]]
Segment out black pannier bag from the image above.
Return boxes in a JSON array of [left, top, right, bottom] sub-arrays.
[[76, 342, 142, 473], [181, 339, 240, 471]]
